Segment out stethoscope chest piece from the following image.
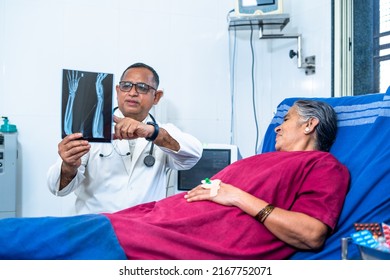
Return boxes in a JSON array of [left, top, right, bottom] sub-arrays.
[[143, 154, 155, 167]]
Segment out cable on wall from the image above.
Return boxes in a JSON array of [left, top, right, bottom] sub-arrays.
[[228, 27, 237, 145], [228, 9, 260, 154], [227, 9, 236, 145], [250, 25, 260, 155]]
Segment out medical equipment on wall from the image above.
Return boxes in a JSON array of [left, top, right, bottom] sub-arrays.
[[234, 0, 283, 16], [228, 5, 316, 75], [0, 116, 18, 218], [227, 6, 315, 153], [99, 108, 157, 167]]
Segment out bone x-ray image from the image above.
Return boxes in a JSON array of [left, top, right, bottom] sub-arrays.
[[62, 69, 113, 142]]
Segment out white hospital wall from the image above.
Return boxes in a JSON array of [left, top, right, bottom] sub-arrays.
[[0, 0, 331, 217]]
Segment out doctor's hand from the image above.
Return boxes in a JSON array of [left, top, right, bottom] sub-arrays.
[[58, 133, 90, 190], [113, 115, 155, 140], [58, 133, 90, 171], [184, 182, 244, 207]]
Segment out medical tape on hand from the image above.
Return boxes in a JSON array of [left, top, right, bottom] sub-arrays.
[[201, 178, 221, 197]]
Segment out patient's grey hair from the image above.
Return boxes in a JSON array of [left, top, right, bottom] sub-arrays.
[[294, 100, 337, 152]]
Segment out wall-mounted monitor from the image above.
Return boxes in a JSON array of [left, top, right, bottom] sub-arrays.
[[235, 0, 283, 16], [174, 144, 240, 193]]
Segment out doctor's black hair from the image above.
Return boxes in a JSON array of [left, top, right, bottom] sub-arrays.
[[120, 62, 160, 89]]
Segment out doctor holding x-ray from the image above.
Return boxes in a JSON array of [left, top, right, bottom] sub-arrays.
[[47, 62, 203, 215]]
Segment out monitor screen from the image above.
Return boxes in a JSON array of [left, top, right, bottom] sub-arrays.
[[235, 0, 283, 16], [242, 0, 275, 6], [177, 145, 239, 191]]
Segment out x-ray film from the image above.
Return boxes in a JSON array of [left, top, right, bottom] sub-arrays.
[[62, 69, 113, 142]]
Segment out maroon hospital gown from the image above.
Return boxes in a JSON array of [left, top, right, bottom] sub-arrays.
[[105, 151, 350, 260]]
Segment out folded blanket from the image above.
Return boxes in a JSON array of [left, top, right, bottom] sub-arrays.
[[0, 214, 126, 260]]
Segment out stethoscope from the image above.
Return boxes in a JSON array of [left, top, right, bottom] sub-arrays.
[[99, 107, 156, 167]]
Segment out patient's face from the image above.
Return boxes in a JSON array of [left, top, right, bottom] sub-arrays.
[[274, 106, 307, 151]]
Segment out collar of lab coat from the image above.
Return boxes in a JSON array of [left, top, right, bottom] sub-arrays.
[[113, 111, 156, 174]]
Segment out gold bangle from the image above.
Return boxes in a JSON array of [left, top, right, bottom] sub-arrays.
[[254, 204, 275, 223]]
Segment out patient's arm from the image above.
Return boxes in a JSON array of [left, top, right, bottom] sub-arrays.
[[185, 182, 328, 250], [257, 205, 328, 250]]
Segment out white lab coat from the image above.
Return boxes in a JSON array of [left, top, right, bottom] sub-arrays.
[[47, 120, 202, 214]]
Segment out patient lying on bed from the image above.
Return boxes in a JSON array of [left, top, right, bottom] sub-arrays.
[[0, 100, 350, 260]]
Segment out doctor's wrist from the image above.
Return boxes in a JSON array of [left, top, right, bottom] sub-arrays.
[[145, 122, 159, 141]]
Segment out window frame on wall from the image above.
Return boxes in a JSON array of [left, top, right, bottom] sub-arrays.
[[374, 0, 390, 93], [332, 0, 354, 97], [333, 0, 390, 96]]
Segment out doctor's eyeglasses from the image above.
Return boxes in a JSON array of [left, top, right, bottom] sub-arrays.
[[119, 81, 156, 94]]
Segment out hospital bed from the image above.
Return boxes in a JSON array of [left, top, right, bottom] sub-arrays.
[[260, 86, 390, 259], [1, 87, 390, 260]]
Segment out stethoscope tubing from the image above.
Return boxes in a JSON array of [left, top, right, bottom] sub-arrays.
[[99, 107, 156, 167]]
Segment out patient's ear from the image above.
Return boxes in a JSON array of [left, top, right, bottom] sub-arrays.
[[304, 117, 319, 134], [307, 117, 319, 131]]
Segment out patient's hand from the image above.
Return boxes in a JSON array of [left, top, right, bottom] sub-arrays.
[[184, 181, 243, 207]]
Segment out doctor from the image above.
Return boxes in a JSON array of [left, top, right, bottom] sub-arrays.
[[47, 62, 203, 214]]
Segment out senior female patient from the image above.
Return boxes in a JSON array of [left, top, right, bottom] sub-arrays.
[[0, 100, 350, 260]]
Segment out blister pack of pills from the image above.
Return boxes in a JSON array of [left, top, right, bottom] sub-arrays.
[[351, 222, 390, 253], [354, 223, 382, 238]]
